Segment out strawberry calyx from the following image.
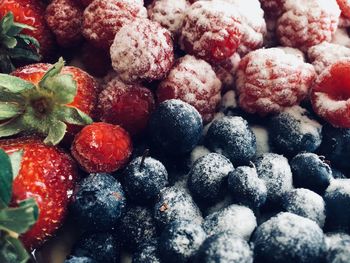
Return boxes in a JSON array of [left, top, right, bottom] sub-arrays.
[[0, 12, 41, 74], [0, 58, 93, 145], [0, 149, 38, 263]]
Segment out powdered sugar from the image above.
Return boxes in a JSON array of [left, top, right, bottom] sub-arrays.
[[325, 232, 350, 263], [189, 146, 211, 166], [332, 28, 350, 48], [251, 125, 270, 155], [326, 179, 350, 196]]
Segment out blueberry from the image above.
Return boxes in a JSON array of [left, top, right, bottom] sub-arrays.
[[269, 106, 322, 156], [71, 173, 126, 231], [203, 204, 257, 240], [132, 240, 161, 263], [252, 212, 326, 263], [188, 153, 234, 204], [159, 220, 206, 263], [119, 206, 158, 252], [195, 231, 253, 263], [72, 233, 119, 263], [325, 232, 350, 263], [64, 256, 97, 263], [254, 153, 293, 205], [123, 156, 168, 204], [282, 188, 326, 227], [319, 124, 350, 170], [148, 99, 203, 155], [324, 179, 350, 233], [154, 186, 203, 229], [228, 165, 267, 209], [205, 116, 256, 165], [290, 153, 332, 195]]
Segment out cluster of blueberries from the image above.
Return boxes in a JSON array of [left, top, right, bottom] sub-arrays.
[[65, 99, 350, 263]]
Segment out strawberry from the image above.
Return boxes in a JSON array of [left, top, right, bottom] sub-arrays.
[[0, 0, 55, 60], [0, 58, 97, 145], [0, 137, 78, 250]]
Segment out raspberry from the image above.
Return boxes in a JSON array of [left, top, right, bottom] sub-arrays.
[[71, 122, 132, 173], [337, 0, 350, 18], [236, 48, 316, 116], [308, 42, 350, 74], [214, 52, 241, 92], [80, 43, 111, 77], [110, 19, 174, 83], [179, 0, 243, 64], [311, 59, 350, 128], [157, 55, 222, 123], [276, 0, 340, 51], [148, 0, 190, 37], [82, 0, 147, 49], [259, 0, 286, 18], [45, 0, 83, 47], [98, 78, 155, 136]]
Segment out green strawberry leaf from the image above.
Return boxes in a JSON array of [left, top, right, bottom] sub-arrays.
[[0, 54, 15, 74], [44, 120, 67, 145], [0, 102, 22, 120], [8, 150, 23, 180], [0, 74, 35, 93], [0, 117, 24, 138], [57, 106, 93, 125], [0, 150, 12, 208], [0, 12, 14, 35], [43, 74, 77, 104], [1, 36, 17, 49], [38, 57, 65, 89], [17, 34, 40, 50], [0, 234, 30, 263]]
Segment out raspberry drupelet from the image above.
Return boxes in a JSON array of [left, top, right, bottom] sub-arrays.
[[276, 0, 341, 52], [214, 52, 241, 92], [98, 77, 155, 136], [337, 0, 350, 19], [236, 48, 316, 116], [157, 55, 222, 123], [179, 0, 243, 64], [82, 0, 147, 49], [110, 18, 174, 83]]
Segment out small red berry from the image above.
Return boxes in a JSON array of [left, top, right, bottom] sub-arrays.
[[337, 0, 350, 19], [71, 122, 132, 173], [214, 52, 241, 92]]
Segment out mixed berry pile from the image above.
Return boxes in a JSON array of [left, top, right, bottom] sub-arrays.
[[0, 0, 350, 263]]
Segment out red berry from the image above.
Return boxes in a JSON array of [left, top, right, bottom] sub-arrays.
[[157, 55, 222, 123], [0, 137, 78, 249], [179, 0, 243, 64], [236, 48, 316, 116], [80, 42, 112, 77], [110, 18, 174, 83], [98, 78, 155, 136], [71, 122, 132, 173], [337, 0, 350, 18], [82, 0, 147, 49], [311, 59, 350, 128], [214, 52, 241, 92], [45, 0, 83, 47], [276, 0, 340, 51]]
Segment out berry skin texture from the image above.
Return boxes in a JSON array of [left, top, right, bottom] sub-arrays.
[[82, 0, 147, 49], [311, 59, 350, 128], [110, 18, 174, 83], [0, 138, 78, 250], [70, 173, 126, 232], [45, 0, 83, 48], [157, 55, 222, 123], [325, 233, 350, 263], [132, 240, 161, 263], [64, 256, 97, 263], [71, 122, 132, 173], [236, 48, 316, 116], [179, 0, 243, 64], [276, 0, 340, 52], [98, 78, 155, 136], [337, 0, 350, 18]]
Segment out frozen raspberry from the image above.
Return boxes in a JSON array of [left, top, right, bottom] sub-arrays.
[[82, 0, 147, 49], [337, 0, 350, 18], [179, 0, 243, 64], [339, 14, 350, 27], [276, 46, 305, 61], [157, 55, 222, 123], [311, 59, 350, 128], [308, 42, 350, 74], [80, 43, 111, 77], [98, 78, 155, 136], [148, 0, 190, 37], [71, 122, 132, 173], [110, 18, 174, 83], [277, 0, 341, 51], [236, 48, 316, 116], [259, 0, 286, 18], [214, 52, 241, 92], [45, 0, 83, 47]]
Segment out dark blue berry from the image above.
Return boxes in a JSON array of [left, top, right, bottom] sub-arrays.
[[159, 220, 206, 263], [228, 165, 267, 209], [132, 240, 161, 263], [148, 99, 203, 155], [332, 168, 347, 179], [205, 116, 256, 165], [291, 153, 332, 195], [119, 206, 158, 252], [325, 233, 350, 263], [71, 173, 126, 231], [123, 156, 168, 205], [72, 233, 120, 263], [188, 153, 234, 204], [64, 256, 97, 263], [324, 179, 350, 233], [269, 106, 322, 156], [252, 212, 326, 263], [195, 231, 253, 263]]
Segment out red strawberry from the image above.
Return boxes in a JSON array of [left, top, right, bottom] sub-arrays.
[[71, 122, 132, 173], [0, 137, 78, 250]]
